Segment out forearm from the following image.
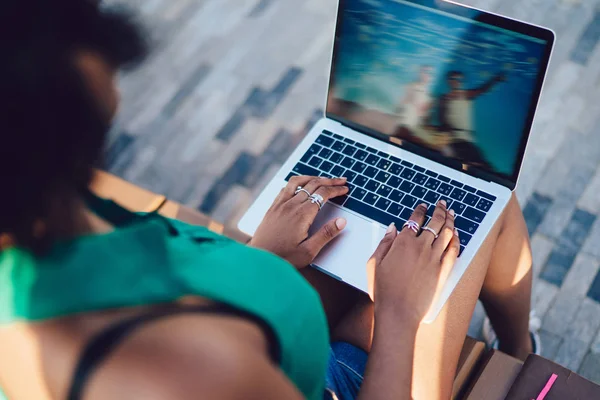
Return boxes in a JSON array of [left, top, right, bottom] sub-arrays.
[[357, 313, 419, 400]]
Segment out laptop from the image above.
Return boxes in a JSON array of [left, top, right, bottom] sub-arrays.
[[239, 0, 554, 323]]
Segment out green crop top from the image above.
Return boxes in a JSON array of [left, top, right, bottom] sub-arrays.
[[0, 194, 329, 400]]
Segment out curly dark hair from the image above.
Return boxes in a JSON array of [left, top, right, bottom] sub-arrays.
[[0, 0, 148, 251]]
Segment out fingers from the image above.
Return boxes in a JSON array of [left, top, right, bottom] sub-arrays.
[[432, 206, 457, 254], [369, 223, 397, 266], [440, 230, 460, 273], [290, 176, 348, 204], [399, 203, 428, 237], [301, 217, 348, 259], [421, 200, 447, 244], [279, 175, 316, 203]]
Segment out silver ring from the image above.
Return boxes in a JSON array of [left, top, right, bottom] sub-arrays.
[[294, 186, 312, 197], [422, 226, 439, 239], [402, 220, 421, 233], [309, 194, 324, 210]]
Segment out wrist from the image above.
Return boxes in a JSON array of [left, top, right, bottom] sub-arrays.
[[374, 304, 421, 333]]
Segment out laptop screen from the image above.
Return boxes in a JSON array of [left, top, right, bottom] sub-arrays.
[[327, 0, 553, 187]]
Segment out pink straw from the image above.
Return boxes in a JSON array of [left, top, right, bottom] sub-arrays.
[[534, 373, 558, 400]]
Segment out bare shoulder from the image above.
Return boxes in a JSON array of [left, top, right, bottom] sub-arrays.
[[82, 314, 304, 400]]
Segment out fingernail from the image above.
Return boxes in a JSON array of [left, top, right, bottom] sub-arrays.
[[439, 200, 447, 207], [386, 222, 395, 234], [336, 218, 347, 230], [449, 209, 455, 217], [454, 228, 459, 237], [420, 203, 428, 209], [339, 177, 347, 181]]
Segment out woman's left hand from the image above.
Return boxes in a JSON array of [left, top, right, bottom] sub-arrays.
[[249, 175, 349, 268]]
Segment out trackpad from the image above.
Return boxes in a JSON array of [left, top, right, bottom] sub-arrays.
[[308, 203, 387, 292]]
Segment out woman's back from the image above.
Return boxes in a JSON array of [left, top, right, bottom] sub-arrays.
[[0, 196, 329, 399]]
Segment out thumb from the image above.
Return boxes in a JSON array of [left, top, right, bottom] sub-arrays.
[[302, 218, 347, 257], [370, 223, 397, 266]]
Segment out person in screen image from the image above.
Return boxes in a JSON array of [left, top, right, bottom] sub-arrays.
[[436, 70, 506, 169], [396, 65, 434, 131]]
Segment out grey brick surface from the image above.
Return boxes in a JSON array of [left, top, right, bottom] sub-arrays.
[[538, 329, 563, 360], [542, 291, 583, 336], [579, 352, 600, 384], [561, 254, 600, 296]]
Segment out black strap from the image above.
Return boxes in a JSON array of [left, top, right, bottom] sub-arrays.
[[67, 303, 281, 400]]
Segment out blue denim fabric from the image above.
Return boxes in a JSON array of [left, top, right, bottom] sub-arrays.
[[324, 342, 368, 400]]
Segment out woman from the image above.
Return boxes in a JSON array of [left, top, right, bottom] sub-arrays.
[[0, 2, 537, 399]]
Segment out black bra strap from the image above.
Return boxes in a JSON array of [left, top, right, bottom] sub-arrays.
[[67, 303, 281, 400]]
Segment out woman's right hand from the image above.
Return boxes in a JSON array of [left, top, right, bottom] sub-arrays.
[[367, 200, 460, 326]]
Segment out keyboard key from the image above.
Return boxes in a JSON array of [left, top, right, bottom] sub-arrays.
[[355, 150, 368, 161], [459, 246, 465, 257], [342, 170, 357, 182], [346, 183, 355, 193], [293, 163, 320, 177], [401, 160, 414, 168], [453, 202, 467, 215], [364, 166, 378, 178], [463, 207, 485, 223], [377, 159, 392, 170], [301, 144, 322, 163], [308, 156, 323, 168], [464, 193, 480, 207], [316, 135, 334, 147], [413, 173, 428, 186], [400, 208, 413, 220], [412, 186, 427, 199], [424, 191, 440, 204], [366, 146, 378, 154], [365, 180, 381, 192], [354, 175, 369, 188], [400, 181, 415, 193], [401, 194, 417, 208], [477, 190, 497, 201], [463, 185, 477, 193], [476, 198, 493, 212], [450, 180, 463, 188], [389, 189, 404, 203], [438, 183, 453, 196], [343, 138, 355, 145], [344, 198, 400, 228], [352, 162, 367, 174], [322, 130, 333, 136], [341, 157, 355, 168], [458, 231, 472, 246], [426, 205, 435, 217], [388, 202, 403, 216], [390, 156, 401, 163], [455, 216, 478, 234], [331, 166, 345, 177], [425, 170, 438, 177], [332, 132, 343, 140], [389, 163, 403, 175], [365, 154, 380, 166], [351, 188, 368, 201], [424, 178, 441, 191], [438, 175, 451, 183], [376, 185, 392, 198], [332, 141, 345, 152], [320, 173, 333, 179], [285, 172, 299, 181], [319, 148, 333, 159], [450, 188, 467, 202], [355, 142, 366, 149], [377, 151, 389, 158], [342, 145, 357, 157], [331, 194, 348, 206], [375, 171, 391, 183], [375, 198, 392, 211], [388, 176, 403, 189], [329, 152, 344, 164], [414, 165, 425, 172], [320, 161, 334, 173], [438, 196, 453, 209], [400, 169, 416, 180], [364, 193, 379, 205]]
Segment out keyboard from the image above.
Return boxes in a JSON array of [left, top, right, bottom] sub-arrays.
[[285, 130, 497, 256]]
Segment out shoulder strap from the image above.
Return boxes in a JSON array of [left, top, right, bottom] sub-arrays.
[[67, 303, 281, 400]]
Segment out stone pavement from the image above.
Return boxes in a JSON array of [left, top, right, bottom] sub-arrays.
[[105, 0, 600, 383]]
